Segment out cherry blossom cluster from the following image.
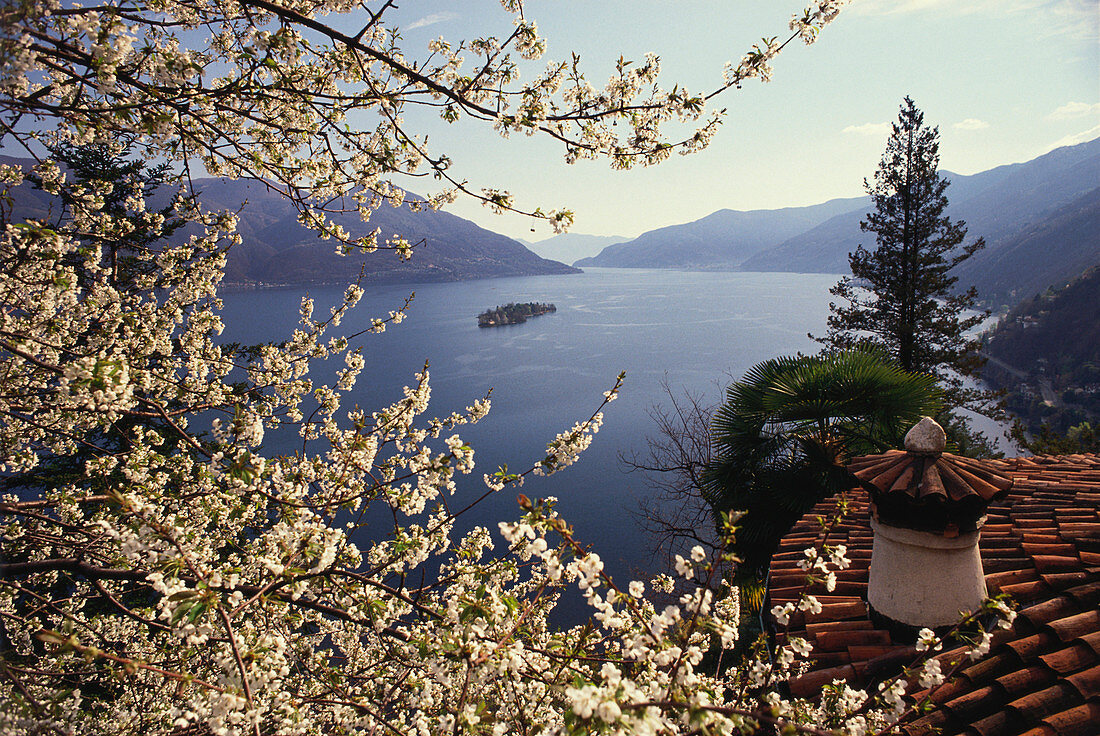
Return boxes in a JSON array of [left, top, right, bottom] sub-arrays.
[[759, 511, 1021, 736], [2, 0, 847, 239], [0, 3, 1002, 736], [809, 595, 1019, 736]]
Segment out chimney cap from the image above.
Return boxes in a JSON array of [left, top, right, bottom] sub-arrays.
[[847, 420, 1014, 533]]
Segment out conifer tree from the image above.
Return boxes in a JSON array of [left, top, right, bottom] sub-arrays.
[[816, 97, 988, 411], [25, 143, 190, 290]]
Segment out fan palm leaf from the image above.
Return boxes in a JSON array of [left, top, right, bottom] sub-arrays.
[[704, 348, 940, 572]]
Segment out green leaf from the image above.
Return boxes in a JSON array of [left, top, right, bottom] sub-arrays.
[[170, 600, 195, 625]]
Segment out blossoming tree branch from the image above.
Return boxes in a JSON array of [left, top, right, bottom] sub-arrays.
[[0, 1, 1009, 734]]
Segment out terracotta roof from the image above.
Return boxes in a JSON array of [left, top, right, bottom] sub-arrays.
[[767, 453, 1100, 735]]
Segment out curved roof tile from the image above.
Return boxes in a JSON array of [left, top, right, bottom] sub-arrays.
[[849, 448, 1014, 504]]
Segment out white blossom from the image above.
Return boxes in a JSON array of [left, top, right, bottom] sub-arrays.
[[919, 657, 945, 688], [915, 627, 942, 652], [0, 3, 962, 735]]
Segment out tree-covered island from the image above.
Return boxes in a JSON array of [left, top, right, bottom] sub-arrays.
[[477, 301, 557, 327]]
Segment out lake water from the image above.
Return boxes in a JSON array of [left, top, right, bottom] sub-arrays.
[[218, 268, 840, 608]]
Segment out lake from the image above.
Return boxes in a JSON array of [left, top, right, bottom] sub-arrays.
[[218, 268, 841, 611]]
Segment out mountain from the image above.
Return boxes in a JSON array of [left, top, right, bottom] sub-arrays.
[[985, 263, 1100, 377], [522, 233, 629, 265], [982, 264, 1100, 438], [737, 207, 861, 275], [1, 158, 579, 284], [741, 138, 1100, 290], [575, 197, 865, 269], [957, 186, 1100, 308], [192, 180, 580, 284], [573, 138, 1099, 309]]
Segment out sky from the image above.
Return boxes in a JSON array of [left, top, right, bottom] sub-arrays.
[[376, 0, 1099, 244]]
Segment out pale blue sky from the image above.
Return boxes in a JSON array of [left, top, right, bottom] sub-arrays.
[[380, 0, 1099, 242]]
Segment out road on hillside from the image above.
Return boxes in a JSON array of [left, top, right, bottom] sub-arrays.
[[982, 353, 1061, 407]]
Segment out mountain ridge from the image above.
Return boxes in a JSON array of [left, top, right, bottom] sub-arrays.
[[577, 138, 1100, 308], [0, 159, 580, 285], [741, 138, 1100, 297], [574, 196, 866, 269]]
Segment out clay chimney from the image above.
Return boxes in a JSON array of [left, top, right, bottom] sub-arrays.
[[848, 417, 1013, 631]]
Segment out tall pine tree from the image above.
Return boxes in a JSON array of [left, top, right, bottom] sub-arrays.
[[816, 97, 988, 413]]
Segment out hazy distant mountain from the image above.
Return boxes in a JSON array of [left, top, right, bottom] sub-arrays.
[[737, 208, 861, 275], [574, 139, 1100, 309], [521, 233, 629, 265], [1, 161, 580, 284], [741, 138, 1100, 290], [574, 197, 865, 269]]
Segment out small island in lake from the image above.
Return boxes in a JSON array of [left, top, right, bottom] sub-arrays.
[[478, 302, 556, 327]]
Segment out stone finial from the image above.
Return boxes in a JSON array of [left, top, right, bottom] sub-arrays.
[[904, 416, 946, 455]]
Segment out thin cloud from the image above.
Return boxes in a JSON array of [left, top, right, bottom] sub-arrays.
[[852, 0, 1098, 40], [953, 118, 990, 131], [1046, 0, 1100, 40], [407, 12, 459, 31], [851, 0, 962, 15], [1047, 101, 1100, 121], [853, 0, 1095, 29], [1046, 124, 1100, 151], [842, 122, 891, 136]]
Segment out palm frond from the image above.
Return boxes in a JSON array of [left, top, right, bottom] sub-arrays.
[[703, 348, 941, 572]]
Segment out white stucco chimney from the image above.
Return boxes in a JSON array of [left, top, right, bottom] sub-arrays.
[[867, 513, 987, 628], [848, 417, 1013, 632]]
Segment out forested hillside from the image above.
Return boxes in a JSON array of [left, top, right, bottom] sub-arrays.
[[983, 265, 1100, 436]]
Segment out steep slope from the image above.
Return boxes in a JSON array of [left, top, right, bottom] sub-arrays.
[[984, 263, 1100, 374], [982, 263, 1100, 435], [2, 163, 579, 284], [959, 186, 1100, 308], [574, 197, 865, 269], [742, 137, 1100, 283]]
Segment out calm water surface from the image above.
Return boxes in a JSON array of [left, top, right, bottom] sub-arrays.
[[218, 268, 839, 611]]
